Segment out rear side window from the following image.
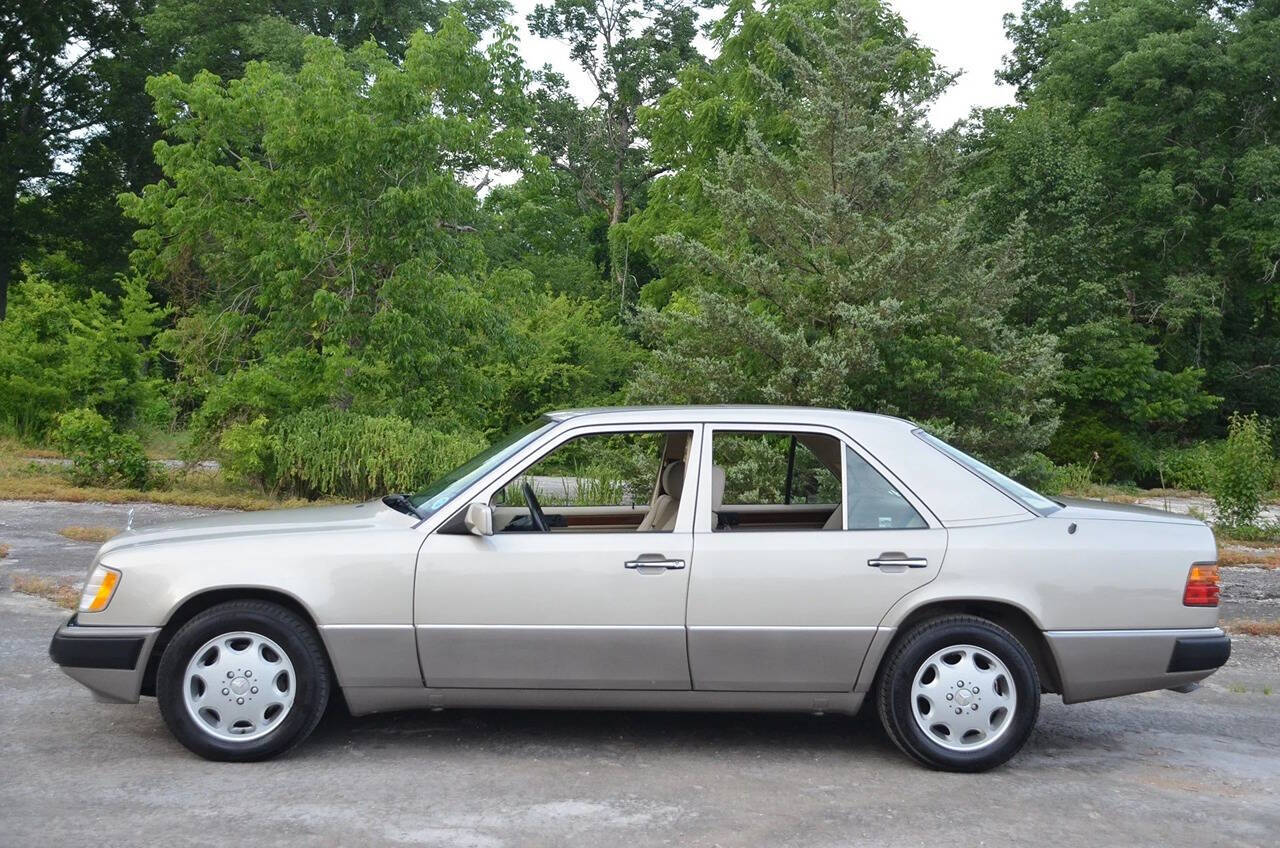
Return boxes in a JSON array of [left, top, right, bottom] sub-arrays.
[[713, 431, 841, 506], [844, 446, 927, 530]]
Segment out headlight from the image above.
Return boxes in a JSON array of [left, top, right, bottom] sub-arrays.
[[79, 565, 121, 613]]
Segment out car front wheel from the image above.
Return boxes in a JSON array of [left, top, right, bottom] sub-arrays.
[[876, 614, 1040, 772], [157, 600, 331, 761]]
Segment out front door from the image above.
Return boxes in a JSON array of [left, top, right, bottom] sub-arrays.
[[415, 425, 702, 689], [686, 425, 948, 691]]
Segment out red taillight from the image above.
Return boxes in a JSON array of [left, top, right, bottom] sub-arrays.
[[1183, 563, 1220, 607]]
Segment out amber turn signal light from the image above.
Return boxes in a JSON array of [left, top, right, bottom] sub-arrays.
[[1183, 563, 1220, 607], [78, 565, 121, 613]]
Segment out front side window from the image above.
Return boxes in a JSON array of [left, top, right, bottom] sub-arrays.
[[492, 430, 693, 532]]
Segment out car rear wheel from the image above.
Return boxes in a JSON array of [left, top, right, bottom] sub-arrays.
[[876, 615, 1039, 772], [157, 600, 330, 761]]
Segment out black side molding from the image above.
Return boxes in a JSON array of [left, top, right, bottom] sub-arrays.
[[49, 623, 144, 671], [1166, 635, 1231, 673]]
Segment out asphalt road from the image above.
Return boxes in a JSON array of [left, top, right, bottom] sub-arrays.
[[2, 500, 1279, 847]]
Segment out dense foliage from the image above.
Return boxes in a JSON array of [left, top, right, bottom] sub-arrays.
[[0, 274, 167, 437], [970, 0, 1280, 480], [1212, 413, 1273, 527], [53, 407, 152, 489], [629, 2, 1060, 468], [3, 0, 1278, 500]]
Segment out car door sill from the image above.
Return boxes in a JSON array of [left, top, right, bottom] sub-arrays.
[[341, 685, 865, 718]]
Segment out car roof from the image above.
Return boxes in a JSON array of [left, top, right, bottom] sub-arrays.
[[544, 405, 918, 433]]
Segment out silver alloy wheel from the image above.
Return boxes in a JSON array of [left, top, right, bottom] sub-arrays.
[[910, 643, 1017, 752], [182, 630, 297, 743]]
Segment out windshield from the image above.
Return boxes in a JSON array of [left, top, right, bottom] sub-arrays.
[[913, 430, 1061, 516], [409, 417, 554, 518]]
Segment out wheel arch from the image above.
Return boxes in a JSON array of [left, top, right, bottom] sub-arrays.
[[877, 599, 1063, 695], [140, 587, 323, 698]]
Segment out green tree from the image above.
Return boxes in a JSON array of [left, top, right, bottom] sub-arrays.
[[972, 0, 1280, 471], [123, 14, 532, 445], [0, 0, 142, 318], [0, 273, 168, 436], [25, 1, 510, 302], [631, 0, 1060, 467], [481, 167, 608, 302], [528, 0, 708, 307], [631, 0, 941, 308], [145, 0, 514, 80]]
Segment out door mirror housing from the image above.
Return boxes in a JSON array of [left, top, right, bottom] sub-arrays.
[[463, 501, 493, 537]]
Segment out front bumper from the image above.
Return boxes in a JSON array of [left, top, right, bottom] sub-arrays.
[[1045, 627, 1230, 704], [49, 615, 161, 704]]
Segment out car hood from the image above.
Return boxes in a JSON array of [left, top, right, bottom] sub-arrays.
[[98, 500, 414, 556], [1050, 497, 1205, 526]]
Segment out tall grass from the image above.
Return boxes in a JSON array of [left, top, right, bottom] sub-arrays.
[[268, 410, 486, 500]]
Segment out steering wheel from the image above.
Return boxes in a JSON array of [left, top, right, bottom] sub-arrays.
[[521, 481, 550, 532]]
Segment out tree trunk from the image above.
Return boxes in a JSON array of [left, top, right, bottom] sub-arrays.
[[0, 259, 9, 321], [0, 179, 17, 321], [609, 112, 629, 309]]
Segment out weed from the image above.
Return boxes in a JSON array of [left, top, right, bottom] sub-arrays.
[[1213, 523, 1280, 545], [10, 575, 79, 610], [1211, 413, 1273, 526], [58, 525, 119, 544], [1216, 547, 1280, 568], [1223, 619, 1280, 637]]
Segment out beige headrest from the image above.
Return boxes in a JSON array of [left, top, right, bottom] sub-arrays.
[[711, 465, 726, 510], [661, 460, 685, 497]]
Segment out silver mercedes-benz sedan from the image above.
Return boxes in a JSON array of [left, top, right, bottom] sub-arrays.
[[49, 406, 1229, 771]]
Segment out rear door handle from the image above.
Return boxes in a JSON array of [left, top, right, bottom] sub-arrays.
[[625, 557, 686, 570], [867, 552, 928, 569]]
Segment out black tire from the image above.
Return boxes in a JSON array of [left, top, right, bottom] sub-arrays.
[[157, 600, 331, 762], [876, 615, 1040, 772]]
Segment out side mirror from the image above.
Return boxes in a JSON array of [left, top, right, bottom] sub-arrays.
[[463, 501, 493, 537]]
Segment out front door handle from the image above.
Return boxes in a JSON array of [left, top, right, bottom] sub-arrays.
[[625, 556, 686, 570], [867, 552, 928, 569]]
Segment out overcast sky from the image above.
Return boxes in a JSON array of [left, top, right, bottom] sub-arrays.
[[508, 0, 1022, 128]]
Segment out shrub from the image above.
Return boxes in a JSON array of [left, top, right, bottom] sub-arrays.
[[1153, 442, 1222, 492], [1046, 462, 1096, 495], [1211, 413, 1273, 527], [217, 416, 275, 491], [0, 274, 169, 438], [53, 408, 151, 489], [1046, 416, 1151, 484], [219, 409, 487, 500]]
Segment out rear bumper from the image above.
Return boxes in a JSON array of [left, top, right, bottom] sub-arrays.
[[1045, 627, 1230, 704], [1167, 633, 1231, 673], [48, 615, 160, 704]]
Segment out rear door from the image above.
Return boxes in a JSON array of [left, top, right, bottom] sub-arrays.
[[686, 424, 947, 691]]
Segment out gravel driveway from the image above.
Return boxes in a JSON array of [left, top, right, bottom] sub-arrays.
[[2, 499, 1279, 847]]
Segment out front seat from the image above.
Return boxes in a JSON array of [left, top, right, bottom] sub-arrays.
[[638, 460, 684, 532]]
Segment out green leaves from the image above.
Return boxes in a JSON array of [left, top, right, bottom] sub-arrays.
[[977, 0, 1280, 450], [1212, 413, 1274, 528], [631, 0, 1061, 468], [123, 13, 536, 442], [0, 274, 169, 437]]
